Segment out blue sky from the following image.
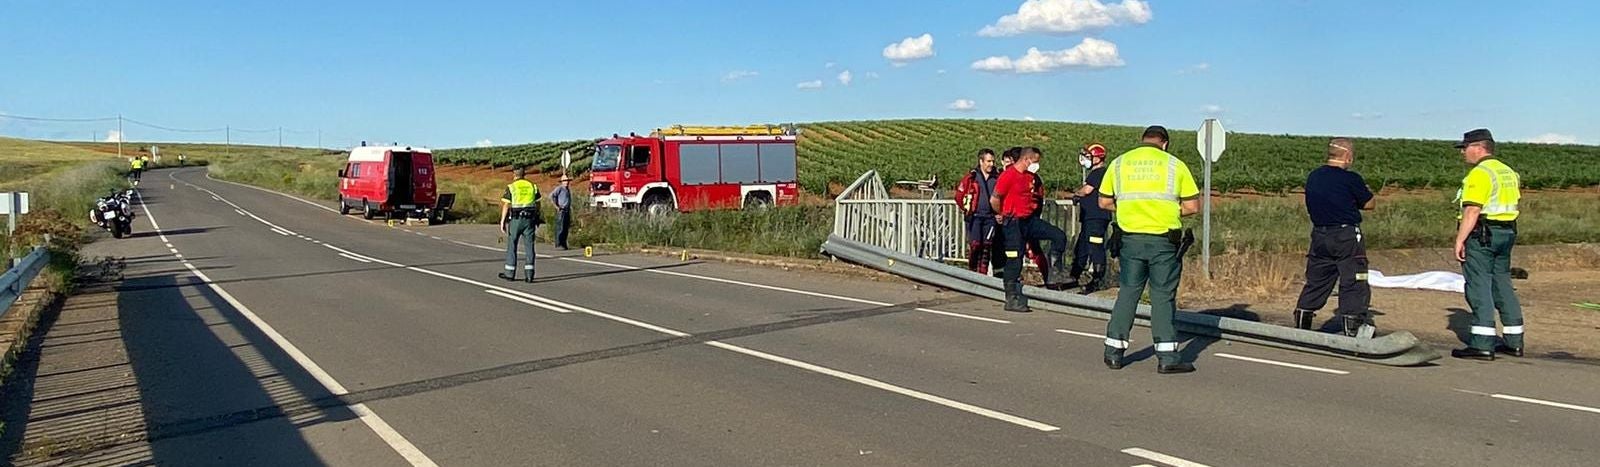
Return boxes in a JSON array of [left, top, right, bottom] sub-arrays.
[[2, 0, 1596, 148]]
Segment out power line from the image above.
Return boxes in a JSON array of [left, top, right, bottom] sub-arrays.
[[0, 112, 118, 123], [122, 117, 227, 133]]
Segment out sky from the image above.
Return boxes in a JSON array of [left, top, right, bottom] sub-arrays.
[[2, 0, 1597, 148]]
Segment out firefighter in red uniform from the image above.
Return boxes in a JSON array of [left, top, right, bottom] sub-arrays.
[[990, 148, 1051, 279], [955, 149, 1001, 273], [992, 147, 1071, 312]]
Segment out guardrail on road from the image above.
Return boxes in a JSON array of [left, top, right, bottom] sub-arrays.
[[1, 247, 50, 319], [821, 236, 1440, 366]]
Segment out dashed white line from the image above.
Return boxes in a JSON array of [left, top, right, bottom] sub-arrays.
[[484, 289, 572, 313], [1122, 447, 1211, 467], [164, 242, 173, 248], [134, 188, 438, 467], [338, 253, 374, 263], [270, 228, 292, 236], [1491, 394, 1600, 415], [1213, 353, 1349, 375], [1055, 329, 1104, 339]]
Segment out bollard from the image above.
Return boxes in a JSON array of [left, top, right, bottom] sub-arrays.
[[680, 250, 688, 261], [584, 246, 593, 258]]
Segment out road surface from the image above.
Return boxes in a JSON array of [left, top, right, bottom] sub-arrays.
[[5, 167, 1600, 466]]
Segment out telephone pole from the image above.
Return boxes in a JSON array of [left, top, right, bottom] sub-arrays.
[[278, 127, 283, 148], [116, 114, 123, 158]]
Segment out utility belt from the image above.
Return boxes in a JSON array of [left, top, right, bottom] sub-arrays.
[[1107, 226, 1194, 257], [1469, 217, 1516, 246], [1312, 224, 1360, 231], [509, 208, 540, 219]]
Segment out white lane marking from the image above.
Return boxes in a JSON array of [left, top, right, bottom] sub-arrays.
[[484, 289, 572, 313], [180, 182, 1063, 435], [451, 240, 500, 252], [164, 243, 173, 248], [270, 228, 292, 236], [338, 253, 374, 264], [430, 236, 442, 240], [234, 209, 247, 216], [174, 254, 184, 259], [1055, 329, 1104, 339], [168, 248, 179, 254], [561, 257, 1009, 324], [1122, 447, 1211, 467], [202, 171, 340, 213], [1491, 394, 1600, 415], [134, 189, 438, 467], [322, 244, 395, 267], [706, 341, 1058, 432], [1213, 353, 1349, 375]]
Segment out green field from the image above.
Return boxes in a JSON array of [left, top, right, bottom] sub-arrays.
[[435, 120, 1600, 196]]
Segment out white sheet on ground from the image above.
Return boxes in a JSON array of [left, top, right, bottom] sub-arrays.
[[1367, 269, 1464, 293]]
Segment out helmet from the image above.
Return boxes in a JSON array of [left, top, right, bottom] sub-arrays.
[[1084, 143, 1107, 161]]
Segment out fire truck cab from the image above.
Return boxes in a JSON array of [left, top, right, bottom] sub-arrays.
[[589, 125, 800, 215]]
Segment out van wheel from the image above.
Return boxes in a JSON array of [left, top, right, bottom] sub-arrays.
[[641, 194, 673, 217], [338, 196, 351, 215], [743, 192, 773, 210], [362, 201, 376, 220]]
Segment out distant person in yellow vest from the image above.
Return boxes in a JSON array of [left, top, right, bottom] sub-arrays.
[[129, 156, 146, 182], [500, 166, 542, 282], [1099, 126, 1201, 374], [1450, 129, 1524, 361]]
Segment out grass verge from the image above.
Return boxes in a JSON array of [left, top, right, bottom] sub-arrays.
[[567, 206, 833, 258]]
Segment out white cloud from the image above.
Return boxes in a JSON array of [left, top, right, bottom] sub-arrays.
[[1350, 112, 1385, 121], [1526, 133, 1580, 145], [837, 70, 853, 86], [948, 99, 978, 112], [865, 71, 881, 79], [825, 62, 836, 69], [475, 139, 494, 148], [936, 69, 948, 75], [1178, 62, 1211, 74], [722, 70, 759, 82], [979, 0, 1153, 37], [970, 38, 1125, 73], [104, 129, 123, 142], [1201, 104, 1225, 115], [796, 80, 824, 90], [1023, 116, 1037, 121], [883, 33, 935, 66]]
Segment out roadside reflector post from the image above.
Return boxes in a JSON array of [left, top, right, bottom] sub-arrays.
[[584, 246, 593, 257], [680, 250, 688, 261]]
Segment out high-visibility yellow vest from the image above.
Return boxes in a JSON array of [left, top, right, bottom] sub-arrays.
[[1101, 145, 1199, 235], [507, 179, 539, 209], [131, 158, 145, 169], [1457, 158, 1520, 221]]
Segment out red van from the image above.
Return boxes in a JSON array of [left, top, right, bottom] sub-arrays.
[[337, 145, 440, 221]]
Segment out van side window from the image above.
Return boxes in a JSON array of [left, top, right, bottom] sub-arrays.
[[350, 163, 360, 178], [628, 146, 652, 168]]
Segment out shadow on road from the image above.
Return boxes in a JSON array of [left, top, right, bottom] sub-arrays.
[[124, 226, 223, 240]]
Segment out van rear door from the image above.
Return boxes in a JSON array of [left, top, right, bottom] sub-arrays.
[[387, 151, 415, 208], [412, 152, 437, 206]]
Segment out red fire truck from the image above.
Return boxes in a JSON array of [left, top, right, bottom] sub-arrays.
[[588, 125, 800, 214]]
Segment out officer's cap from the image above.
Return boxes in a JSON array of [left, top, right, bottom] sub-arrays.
[[1454, 128, 1494, 149]]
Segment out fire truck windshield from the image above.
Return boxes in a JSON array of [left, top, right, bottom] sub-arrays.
[[591, 145, 622, 171]]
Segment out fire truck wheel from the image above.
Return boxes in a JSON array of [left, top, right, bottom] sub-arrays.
[[642, 194, 673, 217], [743, 192, 773, 210]]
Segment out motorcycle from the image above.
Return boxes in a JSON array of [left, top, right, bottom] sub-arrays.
[[91, 190, 136, 238]]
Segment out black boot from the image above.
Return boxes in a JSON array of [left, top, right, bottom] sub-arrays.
[[1044, 253, 1070, 289], [525, 271, 536, 283], [498, 271, 517, 282], [1494, 344, 1524, 357], [1079, 279, 1101, 295], [1003, 281, 1032, 313], [1293, 309, 1315, 330], [1341, 315, 1375, 338], [1104, 349, 1125, 370], [1157, 361, 1196, 374], [1452, 347, 1495, 361]]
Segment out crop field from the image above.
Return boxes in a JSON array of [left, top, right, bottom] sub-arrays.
[[438, 120, 1600, 195]]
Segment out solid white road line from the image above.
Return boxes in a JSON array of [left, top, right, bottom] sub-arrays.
[[1122, 447, 1212, 467], [203, 171, 340, 213], [705, 341, 1060, 432], [561, 257, 1009, 324], [1055, 329, 1104, 339], [1212, 353, 1349, 375], [1491, 394, 1600, 415], [338, 253, 374, 264], [270, 228, 292, 236], [484, 289, 572, 313], [134, 190, 438, 467], [234, 209, 247, 216]]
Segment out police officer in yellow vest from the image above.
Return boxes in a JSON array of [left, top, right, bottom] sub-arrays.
[[500, 167, 542, 283], [130, 156, 146, 182], [1450, 129, 1524, 361], [1099, 126, 1202, 374]]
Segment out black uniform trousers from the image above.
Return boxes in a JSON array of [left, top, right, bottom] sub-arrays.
[[1294, 225, 1371, 318], [1069, 218, 1110, 283], [1002, 215, 1068, 283]]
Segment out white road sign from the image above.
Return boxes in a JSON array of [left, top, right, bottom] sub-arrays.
[[1197, 119, 1226, 162]]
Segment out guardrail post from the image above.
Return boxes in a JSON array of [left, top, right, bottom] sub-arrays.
[[897, 202, 911, 256]]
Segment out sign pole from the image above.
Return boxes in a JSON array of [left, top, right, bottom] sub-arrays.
[[1201, 119, 1214, 279]]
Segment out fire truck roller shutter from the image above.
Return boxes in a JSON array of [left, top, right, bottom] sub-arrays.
[[719, 144, 760, 184], [757, 143, 797, 183], [678, 144, 720, 185]]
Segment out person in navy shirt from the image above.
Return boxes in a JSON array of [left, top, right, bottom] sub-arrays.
[[1294, 138, 1377, 337]]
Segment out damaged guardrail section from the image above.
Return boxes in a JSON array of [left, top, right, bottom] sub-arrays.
[[822, 235, 1441, 366], [2, 247, 50, 319]]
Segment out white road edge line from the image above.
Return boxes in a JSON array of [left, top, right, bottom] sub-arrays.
[[1122, 447, 1212, 467], [203, 171, 340, 213], [338, 253, 374, 264], [134, 189, 438, 467], [1212, 353, 1349, 375], [1491, 394, 1600, 415], [270, 228, 292, 236], [483, 289, 572, 313]]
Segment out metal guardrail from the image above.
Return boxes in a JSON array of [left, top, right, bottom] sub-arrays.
[[821, 235, 1441, 366], [1, 246, 50, 319], [832, 170, 1078, 264]]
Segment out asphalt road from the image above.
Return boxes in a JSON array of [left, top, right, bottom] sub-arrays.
[[17, 167, 1600, 466]]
